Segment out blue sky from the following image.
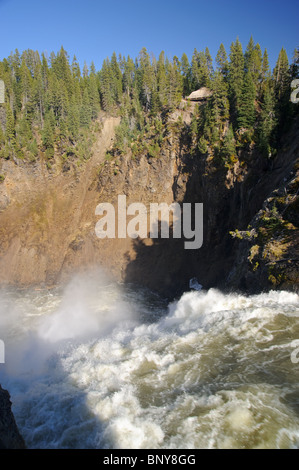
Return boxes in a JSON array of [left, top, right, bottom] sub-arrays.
[[0, 0, 298, 71]]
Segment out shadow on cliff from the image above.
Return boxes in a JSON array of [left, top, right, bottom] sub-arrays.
[[123, 152, 239, 298], [123, 211, 237, 299], [123, 121, 299, 299]]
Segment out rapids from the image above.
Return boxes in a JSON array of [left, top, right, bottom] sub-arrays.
[[0, 270, 298, 449]]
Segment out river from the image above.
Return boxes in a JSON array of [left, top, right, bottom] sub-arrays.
[[0, 269, 299, 449]]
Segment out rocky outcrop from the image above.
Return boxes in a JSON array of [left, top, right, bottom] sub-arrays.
[[226, 149, 299, 293], [187, 87, 212, 101], [0, 385, 26, 449]]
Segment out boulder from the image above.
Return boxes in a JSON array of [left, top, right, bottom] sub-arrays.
[[187, 87, 212, 101]]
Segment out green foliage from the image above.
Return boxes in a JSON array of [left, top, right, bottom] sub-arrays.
[[229, 38, 245, 122], [257, 84, 276, 155], [259, 205, 287, 234], [42, 113, 54, 149], [198, 136, 208, 154], [222, 125, 236, 160], [0, 40, 294, 170], [148, 142, 160, 158], [5, 103, 16, 146], [216, 43, 228, 78], [105, 151, 113, 161], [237, 71, 256, 129], [27, 138, 39, 160]]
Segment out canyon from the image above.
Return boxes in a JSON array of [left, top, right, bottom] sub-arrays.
[[0, 108, 298, 298]]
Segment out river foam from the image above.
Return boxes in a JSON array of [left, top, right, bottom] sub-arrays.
[[0, 273, 298, 449]]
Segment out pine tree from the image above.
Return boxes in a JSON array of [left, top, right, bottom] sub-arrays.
[[9, 50, 22, 113], [245, 38, 262, 89], [110, 51, 123, 104], [261, 49, 271, 88], [228, 38, 245, 124], [83, 61, 89, 79], [258, 84, 276, 155], [216, 43, 229, 79], [273, 48, 290, 99], [42, 111, 55, 157], [41, 52, 49, 90], [191, 48, 201, 89], [237, 71, 256, 129], [138, 48, 155, 111], [208, 70, 230, 140], [251, 43, 262, 86], [5, 103, 16, 147], [57, 81, 69, 122], [17, 113, 33, 150], [122, 55, 135, 96], [80, 87, 92, 128], [71, 55, 81, 79], [205, 47, 213, 78], [222, 124, 236, 160], [244, 36, 255, 73], [157, 51, 168, 107], [167, 56, 182, 109], [32, 60, 45, 124], [53, 47, 72, 86], [198, 50, 211, 87], [99, 58, 114, 111], [181, 52, 191, 96], [88, 73, 100, 120], [90, 61, 96, 76], [67, 95, 80, 139], [20, 58, 33, 107], [273, 48, 292, 134]]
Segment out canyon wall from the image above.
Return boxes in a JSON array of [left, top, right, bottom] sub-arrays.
[[0, 110, 298, 298]]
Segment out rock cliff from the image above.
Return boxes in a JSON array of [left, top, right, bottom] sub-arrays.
[[0, 108, 297, 449], [0, 385, 26, 449], [0, 109, 298, 297]]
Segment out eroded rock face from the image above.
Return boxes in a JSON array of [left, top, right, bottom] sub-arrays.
[[0, 116, 121, 288], [0, 111, 298, 297], [0, 385, 26, 449]]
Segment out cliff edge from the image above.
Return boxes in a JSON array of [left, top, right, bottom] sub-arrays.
[[0, 385, 26, 449]]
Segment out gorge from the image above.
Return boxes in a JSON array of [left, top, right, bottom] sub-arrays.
[[0, 42, 298, 449]]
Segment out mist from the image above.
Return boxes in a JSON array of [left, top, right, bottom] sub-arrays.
[[0, 268, 138, 377]]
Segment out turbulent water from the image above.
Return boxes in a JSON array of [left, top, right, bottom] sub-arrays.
[[0, 269, 299, 449]]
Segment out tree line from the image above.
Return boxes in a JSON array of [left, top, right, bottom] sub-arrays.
[[0, 38, 298, 165]]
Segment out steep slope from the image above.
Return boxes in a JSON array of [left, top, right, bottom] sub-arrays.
[[0, 115, 120, 286], [95, 112, 299, 296], [0, 110, 298, 297]]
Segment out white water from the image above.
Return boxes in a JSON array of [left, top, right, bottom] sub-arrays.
[[0, 270, 299, 449]]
